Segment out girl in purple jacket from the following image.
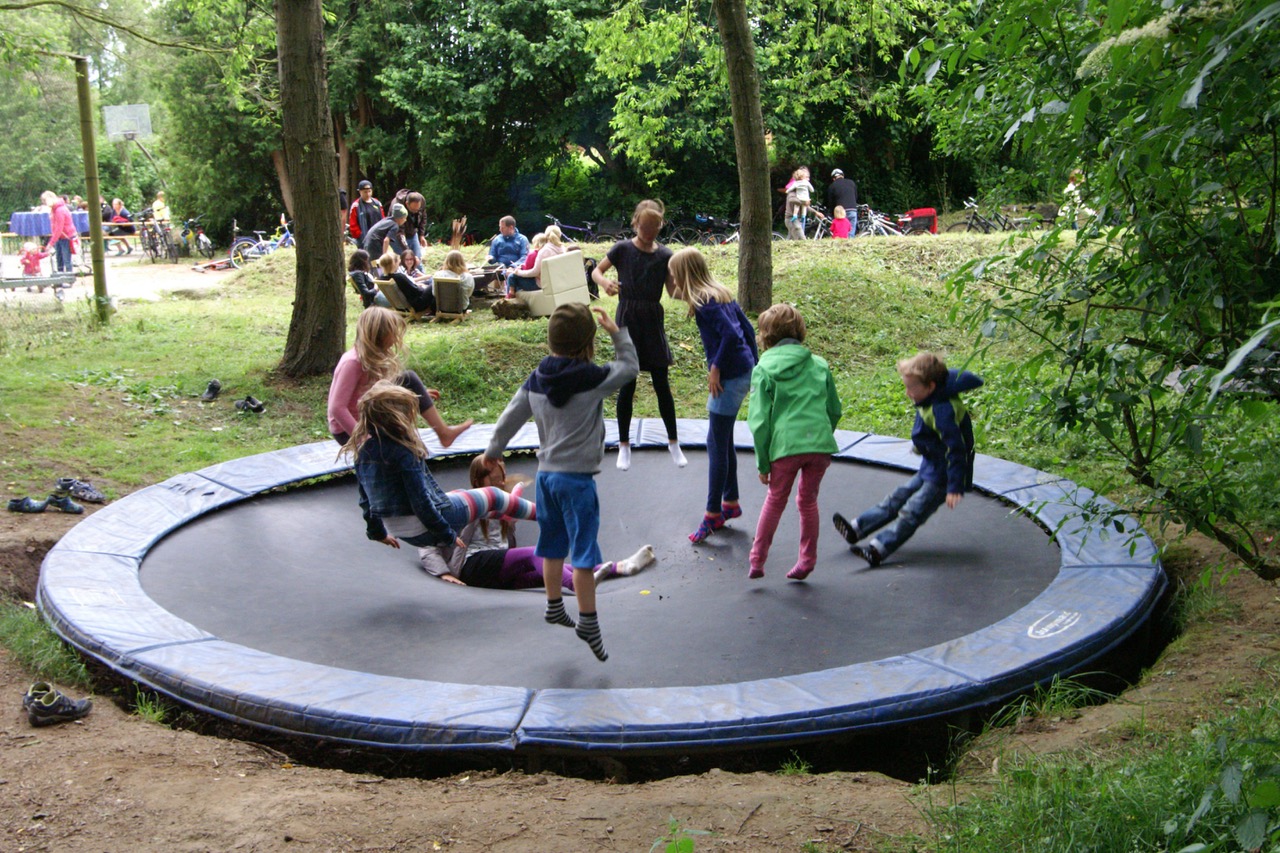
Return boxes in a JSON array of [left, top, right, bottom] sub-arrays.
[[669, 248, 759, 543]]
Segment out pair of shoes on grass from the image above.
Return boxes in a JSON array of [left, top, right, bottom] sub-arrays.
[[55, 477, 106, 503], [23, 682, 93, 727], [234, 395, 265, 414], [7, 494, 83, 514]]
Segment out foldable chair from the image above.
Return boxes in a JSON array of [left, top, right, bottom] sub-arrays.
[[375, 279, 432, 322], [430, 272, 470, 323]]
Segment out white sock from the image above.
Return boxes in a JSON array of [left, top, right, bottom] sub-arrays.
[[607, 544, 656, 579], [616, 443, 632, 471], [668, 442, 687, 467]]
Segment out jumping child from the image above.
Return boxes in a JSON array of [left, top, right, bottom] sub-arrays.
[[668, 247, 758, 543], [833, 352, 983, 566], [480, 303, 640, 661], [747, 304, 842, 580], [342, 381, 536, 556]]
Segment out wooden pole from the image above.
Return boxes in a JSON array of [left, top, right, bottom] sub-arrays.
[[73, 55, 110, 323]]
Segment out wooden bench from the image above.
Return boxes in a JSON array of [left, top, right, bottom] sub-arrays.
[[1, 274, 76, 292]]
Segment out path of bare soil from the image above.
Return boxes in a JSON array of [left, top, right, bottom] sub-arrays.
[[1, 263, 1277, 851]]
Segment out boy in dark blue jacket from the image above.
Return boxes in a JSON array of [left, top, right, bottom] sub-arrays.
[[833, 352, 983, 566]]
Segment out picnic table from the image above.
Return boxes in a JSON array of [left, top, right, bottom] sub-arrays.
[[7, 210, 93, 237]]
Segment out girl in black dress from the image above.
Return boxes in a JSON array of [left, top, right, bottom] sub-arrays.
[[591, 200, 686, 470]]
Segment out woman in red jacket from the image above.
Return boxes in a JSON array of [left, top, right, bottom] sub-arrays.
[[41, 191, 77, 274]]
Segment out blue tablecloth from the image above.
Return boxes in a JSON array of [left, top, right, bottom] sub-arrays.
[[8, 211, 94, 238]]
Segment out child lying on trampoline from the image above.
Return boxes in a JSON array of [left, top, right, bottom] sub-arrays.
[[412, 455, 655, 589], [342, 380, 535, 552], [409, 455, 655, 589]]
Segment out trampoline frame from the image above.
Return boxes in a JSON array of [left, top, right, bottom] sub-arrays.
[[37, 419, 1165, 753]]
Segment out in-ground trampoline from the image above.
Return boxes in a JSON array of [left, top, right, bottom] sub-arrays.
[[38, 419, 1164, 753]]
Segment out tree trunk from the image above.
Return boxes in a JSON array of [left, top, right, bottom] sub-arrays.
[[270, 149, 295, 220], [712, 0, 772, 313], [276, 0, 346, 378]]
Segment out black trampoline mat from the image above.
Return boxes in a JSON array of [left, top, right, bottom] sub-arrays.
[[141, 450, 1060, 690]]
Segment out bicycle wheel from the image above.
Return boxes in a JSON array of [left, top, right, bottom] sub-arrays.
[[699, 231, 726, 246], [905, 225, 933, 236], [668, 227, 700, 246], [772, 231, 787, 241], [616, 228, 636, 241], [197, 234, 215, 259], [142, 229, 161, 262], [946, 220, 978, 233], [229, 238, 261, 269]]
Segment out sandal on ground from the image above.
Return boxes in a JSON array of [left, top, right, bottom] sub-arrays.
[[7, 496, 47, 513], [46, 494, 84, 514], [55, 478, 106, 503]]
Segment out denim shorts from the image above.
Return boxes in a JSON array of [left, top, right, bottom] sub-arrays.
[[707, 373, 751, 417], [534, 472, 602, 569]]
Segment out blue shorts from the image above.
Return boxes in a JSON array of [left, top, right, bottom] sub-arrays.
[[708, 373, 751, 416], [534, 472, 602, 569]]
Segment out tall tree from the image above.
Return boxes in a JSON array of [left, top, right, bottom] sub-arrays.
[[276, 0, 344, 377], [712, 0, 771, 310]]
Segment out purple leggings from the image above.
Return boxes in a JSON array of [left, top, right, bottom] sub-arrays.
[[499, 547, 577, 590]]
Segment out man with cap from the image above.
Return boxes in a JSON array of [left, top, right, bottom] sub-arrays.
[[348, 180, 384, 244], [826, 169, 859, 234], [363, 203, 409, 256]]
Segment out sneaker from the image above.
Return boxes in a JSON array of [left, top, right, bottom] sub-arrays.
[[832, 513, 861, 545], [851, 544, 883, 567], [27, 688, 93, 727], [55, 478, 106, 503], [22, 681, 53, 711], [199, 379, 222, 402], [235, 395, 265, 414], [46, 494, 84, 514]]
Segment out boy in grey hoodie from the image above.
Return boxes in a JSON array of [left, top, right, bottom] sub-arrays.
[[481, 303, 639, 661]]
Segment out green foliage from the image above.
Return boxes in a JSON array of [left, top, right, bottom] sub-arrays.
[[912, 0, 1280, 577], [918, 677, 1280, 852], [131, 688, 170, 725], [0, 603, 91, 689], [650, 817, 711, 853], [778, 750, 813, 776], [986, 675, 1115, 730]]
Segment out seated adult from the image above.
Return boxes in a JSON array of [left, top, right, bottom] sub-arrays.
[[508, 224, 574, 290], [363, 204, 408, 256], [108, 198, 135, 255], [377, 250, 435, 314], [487, 215, 529, 267], [432, 250, 476, 312]]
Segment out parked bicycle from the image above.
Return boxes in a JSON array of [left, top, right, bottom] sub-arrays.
[[544, 214, 632, 244], [715, 220, 789, 244], [945, 198, 1019, 233], [177, 216, 215, 259], [138, 209, 178, 263], [229, 215, 295, 269], [803, 204, 832, 240], [854, 205, 904, 237]]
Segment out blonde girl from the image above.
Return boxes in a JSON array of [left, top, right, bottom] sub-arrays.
[[433, 249, 476, 311], [669, 248, 758, 543], [509, 225, 570, 289], [326, 306, 471, 446], [591, 199, 684, 470], [342, 382, 534, 557]]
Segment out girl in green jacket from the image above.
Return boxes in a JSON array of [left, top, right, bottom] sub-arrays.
[[746, 305, 843, 580]]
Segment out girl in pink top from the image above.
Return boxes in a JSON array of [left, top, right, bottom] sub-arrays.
[[830, 206, 852, 238], [508, 225, 575, 289], [326, 307, 473, 446]]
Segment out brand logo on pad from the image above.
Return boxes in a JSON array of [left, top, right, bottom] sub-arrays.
[[1028, 611, 1082, 639]]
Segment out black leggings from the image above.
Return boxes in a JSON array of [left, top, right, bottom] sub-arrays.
[[616, 365, 678, 443]]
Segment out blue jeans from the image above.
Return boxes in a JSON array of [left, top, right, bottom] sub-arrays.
[[54, 238, 72, 273], [854, 473, 946, 557], [408, 234, 422, 258]]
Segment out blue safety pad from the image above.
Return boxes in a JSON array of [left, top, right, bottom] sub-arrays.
[[39, 421, 1165, 753]]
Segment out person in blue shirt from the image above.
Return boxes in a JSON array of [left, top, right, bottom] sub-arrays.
[[833, 352, 984, 566], [488, 215, 530, 269]]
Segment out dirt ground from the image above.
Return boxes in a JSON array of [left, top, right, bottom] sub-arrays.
[[1, 262, 1278, 851]]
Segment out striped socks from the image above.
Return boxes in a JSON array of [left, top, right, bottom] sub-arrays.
[[576, 612, 608, 661], [545, 598, 575, 628]]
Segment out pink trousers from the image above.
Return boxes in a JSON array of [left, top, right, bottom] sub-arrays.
[[749, 453, 831, 575]]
